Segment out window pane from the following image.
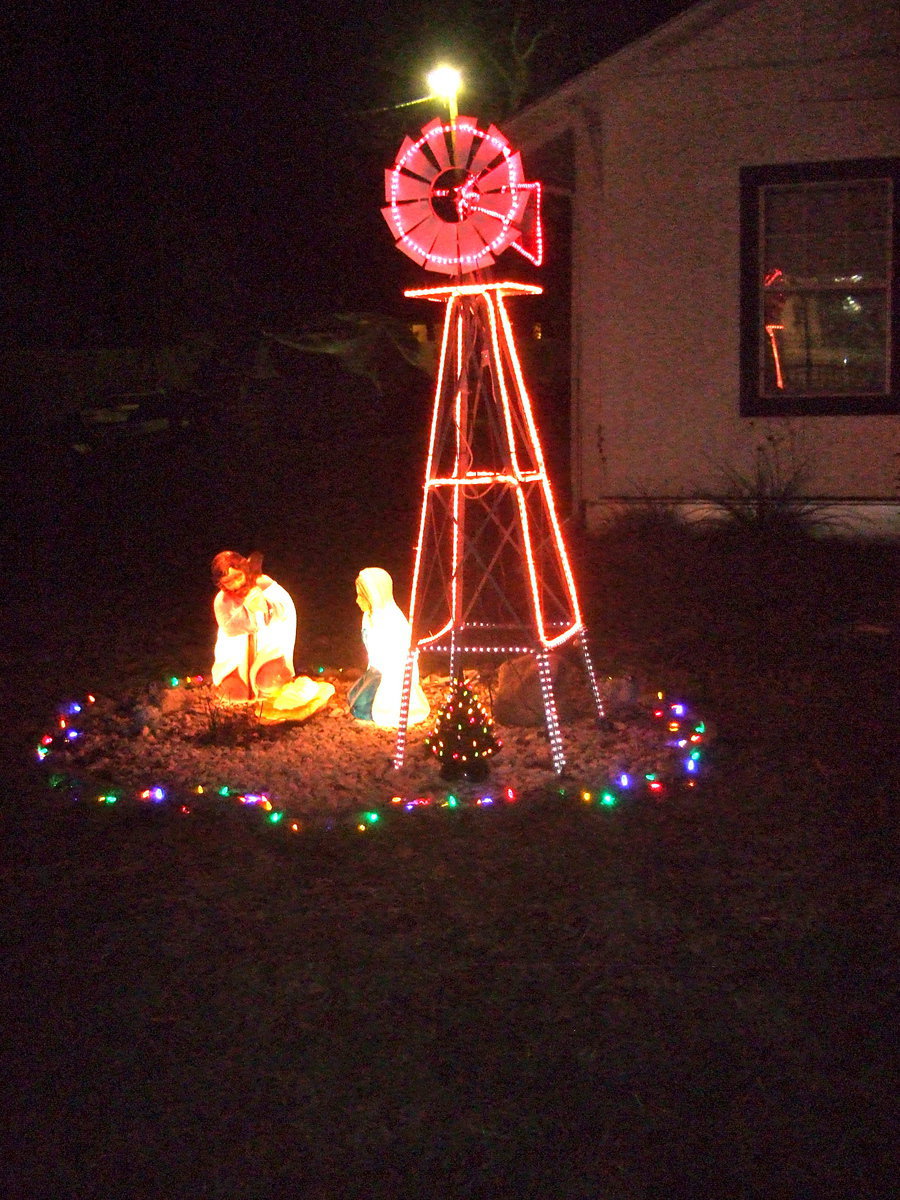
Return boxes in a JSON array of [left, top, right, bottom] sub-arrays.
[[846, 231, 887, 283], [763, 180, 889, 284], [764, 290, 887, 395], [759, 176, 892, 399], [765, 190, 806, 233]]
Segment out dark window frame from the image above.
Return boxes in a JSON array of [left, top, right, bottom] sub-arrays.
[[740, 158, 899, 417]]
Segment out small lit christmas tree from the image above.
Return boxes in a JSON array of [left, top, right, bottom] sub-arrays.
[[425, 678, 502, 781]]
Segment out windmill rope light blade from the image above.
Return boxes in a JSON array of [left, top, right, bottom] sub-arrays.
[[382, 117, 542, 275]]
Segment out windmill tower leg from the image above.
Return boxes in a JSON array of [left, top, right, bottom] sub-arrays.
[[393, 282, 603, 776], [577, 628, 608, 727]]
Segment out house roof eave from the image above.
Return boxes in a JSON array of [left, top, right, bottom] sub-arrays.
[[507, 0, 760, 149]]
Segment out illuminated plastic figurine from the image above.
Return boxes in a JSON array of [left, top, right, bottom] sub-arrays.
[[211, 551, 296, 699], [348, 567, 429, 728], [210, 551, 333, 721]]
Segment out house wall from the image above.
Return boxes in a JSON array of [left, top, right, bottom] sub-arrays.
[[516, 0, 900, 532]]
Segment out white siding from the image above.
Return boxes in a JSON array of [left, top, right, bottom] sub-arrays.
[[511, 0, 900, 528]]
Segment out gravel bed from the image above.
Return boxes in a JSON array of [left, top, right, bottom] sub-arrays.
[[36, 669, 709, 822]]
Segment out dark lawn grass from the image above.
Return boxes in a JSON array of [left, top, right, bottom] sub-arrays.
[[1, 434, 896, 1199]]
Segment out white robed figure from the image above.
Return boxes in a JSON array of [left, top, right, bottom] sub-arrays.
[[349, 567, 430, 728], [210, 551, 296, 699]]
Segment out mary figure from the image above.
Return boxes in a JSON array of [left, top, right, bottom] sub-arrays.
[[348, 567, 430, 728]]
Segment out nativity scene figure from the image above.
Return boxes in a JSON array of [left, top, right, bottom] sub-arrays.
[[348, 567, 430, 729], [210, 550, 333, 723]]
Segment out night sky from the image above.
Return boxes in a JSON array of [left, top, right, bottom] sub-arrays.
[[7, 1, 693, 349]]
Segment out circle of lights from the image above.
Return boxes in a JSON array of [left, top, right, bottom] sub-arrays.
[[36, 685, 708, 837], [383, 117, 533, 275]]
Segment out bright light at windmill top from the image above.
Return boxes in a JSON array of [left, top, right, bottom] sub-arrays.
[[427, 65, 462, 102]]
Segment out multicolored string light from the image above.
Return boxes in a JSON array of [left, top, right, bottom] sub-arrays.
[[33, 685, 708, 836]]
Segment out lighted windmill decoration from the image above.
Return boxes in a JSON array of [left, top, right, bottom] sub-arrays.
[[383, 111, 607, 775]]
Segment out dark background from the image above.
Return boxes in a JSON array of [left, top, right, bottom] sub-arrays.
[[6, 0, 694, 346]]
